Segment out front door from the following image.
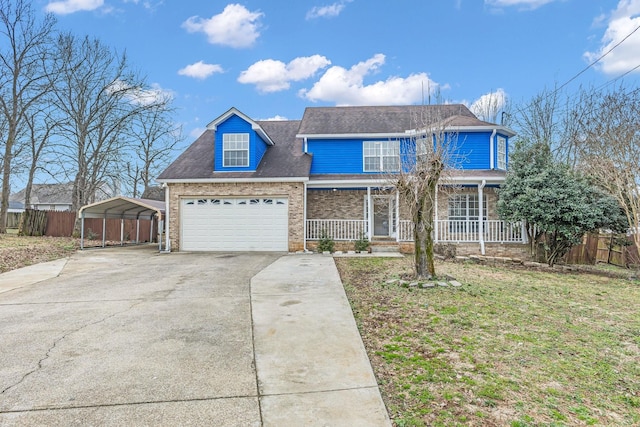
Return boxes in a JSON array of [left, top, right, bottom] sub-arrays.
[[373, 196, 393, 237]]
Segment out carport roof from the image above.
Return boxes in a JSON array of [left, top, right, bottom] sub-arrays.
[[79, 196, 165, 220]]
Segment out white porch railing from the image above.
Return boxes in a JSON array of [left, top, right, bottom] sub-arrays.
[[306, 219, 368, 240], [307, 219, 524, 243], [398, 220, 524, 243]]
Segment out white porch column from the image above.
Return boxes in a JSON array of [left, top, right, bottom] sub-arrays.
[[434, 184, 439, 243], [395, 190, 400, 242], [478, 180, 486, 255], [367, 186, 372, 240]]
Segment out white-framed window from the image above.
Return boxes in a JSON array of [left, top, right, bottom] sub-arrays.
[[223, 133, 249, 167], [497, 136, 507, 170], [416, 136, 431, 162], [363, 140, 400, 172], [448, 194, 487, 222]]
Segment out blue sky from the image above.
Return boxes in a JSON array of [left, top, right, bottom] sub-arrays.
[[34, 0, 640, 143]]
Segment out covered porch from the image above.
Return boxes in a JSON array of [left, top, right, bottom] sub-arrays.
[[304, 175, 527, 254]]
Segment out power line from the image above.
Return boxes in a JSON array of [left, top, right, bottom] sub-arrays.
[[595, 63, 640, 91], [553, 22, 640, 95], [515, 22, 640, 115]]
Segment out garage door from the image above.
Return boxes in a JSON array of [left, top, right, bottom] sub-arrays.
[[181, 197, 288, 251]]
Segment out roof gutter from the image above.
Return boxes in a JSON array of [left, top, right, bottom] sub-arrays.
[[157, 177, 309, 184]]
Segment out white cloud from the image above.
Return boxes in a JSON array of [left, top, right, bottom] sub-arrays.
[[238, 55, 331, 93], [189, 127, 207, 139], [306, 1, 351, 20], [584, 0, 640, 75], [108, 80, 174, 106], [485, 0, 557, 11], [299, 54, 441, 106], [261, 115, 289, 121], [469, 89, 508, 122], [178, 61, 224, 80], [45, 0, 104, 15], [182, 4, 263, 48]]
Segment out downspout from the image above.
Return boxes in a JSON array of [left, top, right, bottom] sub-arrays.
[[489, 129, 497, 169], [303, 137, 308, 154], [162, 183, 171, 253], [479, 179, 486, 255], [303, 181, 308, 252]]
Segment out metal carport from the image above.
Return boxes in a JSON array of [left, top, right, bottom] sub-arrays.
[[78, 197, 166, 251]]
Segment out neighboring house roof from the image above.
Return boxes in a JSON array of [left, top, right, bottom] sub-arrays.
[[8, 201, 24, 211], [296, 104, 490, 136], [9, 183, 74, 206], [141, 185, 165, 201], [158, 120, 312, 181]]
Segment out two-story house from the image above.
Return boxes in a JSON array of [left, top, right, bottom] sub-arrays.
[[157, 105, 525, 255]]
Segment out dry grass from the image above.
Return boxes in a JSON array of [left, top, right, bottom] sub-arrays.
[[336, 256, 640, 427], [0, 234, 79, 273]]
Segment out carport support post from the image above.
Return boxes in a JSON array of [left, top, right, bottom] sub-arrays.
[[135, 217, 140, 244], [149, 216, 154, 246], [102, 217, 106, 248], [80, 211, 85, 250], [120, 218, 124, 246]]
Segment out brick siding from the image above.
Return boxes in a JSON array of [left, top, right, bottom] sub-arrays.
[[307, 189, 366, 219], [166, 181, 305, 252]]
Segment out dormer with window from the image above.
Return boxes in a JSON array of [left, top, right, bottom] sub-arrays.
[[207, 107, 274, 172]]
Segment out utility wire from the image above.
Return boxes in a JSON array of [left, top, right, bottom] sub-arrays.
[[595, 63, 640, 91], [552, 22, 640, 95]]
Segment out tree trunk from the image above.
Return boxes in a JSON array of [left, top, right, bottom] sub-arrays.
[[413, 177, 438, 279], [24, 167, 35, 208], [0, 136, 13, 234]]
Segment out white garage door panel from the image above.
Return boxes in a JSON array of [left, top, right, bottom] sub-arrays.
[[181, 197, 288, 251]]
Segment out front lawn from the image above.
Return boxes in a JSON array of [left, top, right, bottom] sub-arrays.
[[335, 257, 640, 426], [0, 234, 78, 273]]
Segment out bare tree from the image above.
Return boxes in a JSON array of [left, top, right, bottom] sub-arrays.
[[122, 100, 182, 198], [391, 108, 460, 278], [470, 89, 507, 123], [576, 85, 640, 259], [0, 0, 55, 232], [512, 86, 560, 150], [49, 34, 162, 211], [511, 85, 594, 167], [21, 102, 58, 207]]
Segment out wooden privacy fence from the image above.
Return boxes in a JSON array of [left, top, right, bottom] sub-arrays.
[[565, 232, 640, 267], [37, 210, 157, 243]]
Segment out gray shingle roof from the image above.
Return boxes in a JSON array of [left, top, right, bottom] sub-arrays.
[[296, 104, 484, 135], [9, 183, 74, 205], [157, 120, 311, 180]]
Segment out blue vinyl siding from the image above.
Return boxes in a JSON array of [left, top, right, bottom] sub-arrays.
[[214, 114, 268, 171], [308, 132, 499, 174], [456, 132, 492, 169], [254, 134, 268, 167], [308, 139, 364, 174]]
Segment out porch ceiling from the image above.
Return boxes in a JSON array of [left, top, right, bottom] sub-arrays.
[[307, 170, 506, 188]]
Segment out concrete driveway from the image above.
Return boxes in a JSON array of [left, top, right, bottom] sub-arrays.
[[0, 246, 390, 426]]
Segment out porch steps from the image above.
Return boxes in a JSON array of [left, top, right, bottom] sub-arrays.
[[370, 244, 400, 254]]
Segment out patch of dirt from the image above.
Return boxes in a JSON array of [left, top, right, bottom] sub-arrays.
[[0, 235, 79, 273]]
